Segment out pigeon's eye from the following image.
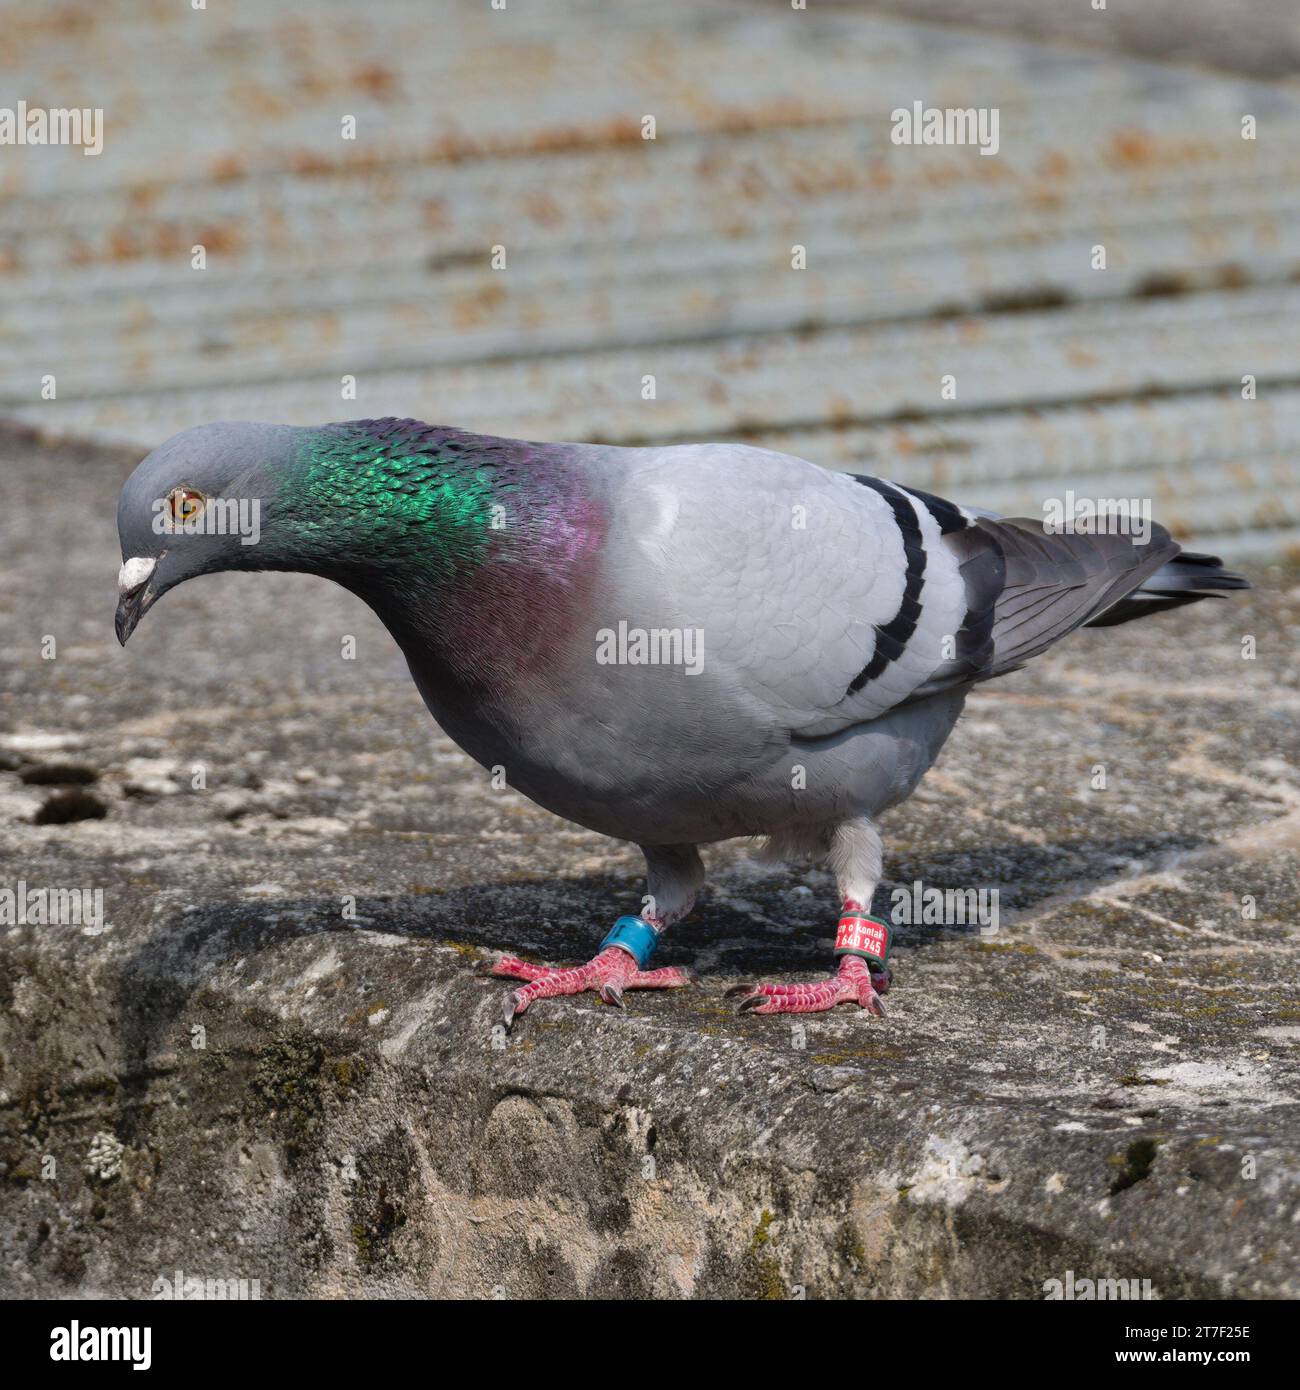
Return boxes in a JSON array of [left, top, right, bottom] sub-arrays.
[[167, 486, 206, 524]]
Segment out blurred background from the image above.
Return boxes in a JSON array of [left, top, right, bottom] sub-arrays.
[[3, 0, 1300, 557]]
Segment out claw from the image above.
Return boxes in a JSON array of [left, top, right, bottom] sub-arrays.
[[483, 944, 693, 1023], [725, 982, 753, 999], [731, 956, 889, 1017]]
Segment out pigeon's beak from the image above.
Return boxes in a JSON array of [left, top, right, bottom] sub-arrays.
[[115, 555, 159, 646]]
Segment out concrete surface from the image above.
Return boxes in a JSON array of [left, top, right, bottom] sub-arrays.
[[1, 426, 1297, 1298]]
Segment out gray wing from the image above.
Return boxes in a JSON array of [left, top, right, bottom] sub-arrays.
[[603, 445, 973, 739], [604, 444, 1187, 740], [907, 510, 1182, 700]]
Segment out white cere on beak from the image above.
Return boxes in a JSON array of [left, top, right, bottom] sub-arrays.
[[118, 556, 157, 596]]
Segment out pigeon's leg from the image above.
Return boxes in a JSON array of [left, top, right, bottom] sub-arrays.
[[732, 819, 891, 1016], [493, 844, 703, 1026]]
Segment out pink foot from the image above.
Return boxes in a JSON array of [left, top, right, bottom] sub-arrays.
[[491, 946, 694, 1026], [729, 955, 891, 1016]]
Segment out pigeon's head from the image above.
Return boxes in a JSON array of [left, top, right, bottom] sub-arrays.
[[115, 421, 300, 644]]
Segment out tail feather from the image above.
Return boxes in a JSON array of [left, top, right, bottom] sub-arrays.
[[1086, 550, 1251, 628], [954, 517, 1181, 677], [906, 507, 1252, 706]]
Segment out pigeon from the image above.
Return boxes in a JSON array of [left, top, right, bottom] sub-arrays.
[[115, 418, 1249, 1023]]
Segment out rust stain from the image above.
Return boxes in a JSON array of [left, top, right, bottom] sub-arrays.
[[209, 154, 248, 183], [352, 64, 398, 99], [523, 190, 565, 228], [1106, 129, 1158, 169], [1036, 151, 1071, 181]]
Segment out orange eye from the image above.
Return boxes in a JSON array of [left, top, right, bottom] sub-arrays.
[[167, 486, 205, 524]]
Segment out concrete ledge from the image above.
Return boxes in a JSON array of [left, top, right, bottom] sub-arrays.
[[1, 429, 1298, 1298]]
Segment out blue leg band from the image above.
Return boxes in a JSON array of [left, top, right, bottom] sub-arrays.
[[599, 915, 660, 970]]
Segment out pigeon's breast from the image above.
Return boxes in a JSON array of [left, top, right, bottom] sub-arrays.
[[404, 640, 964, 846], [402, 641, 775, 843]]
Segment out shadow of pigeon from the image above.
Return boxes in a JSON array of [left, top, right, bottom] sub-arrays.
[[107, 824, 1209, 1139]]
